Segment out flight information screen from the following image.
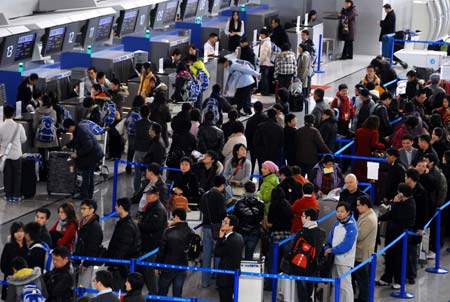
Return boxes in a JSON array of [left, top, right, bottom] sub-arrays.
[[96, 15, 114, 41], [44, 27, 66, 54], [184, 0, 199, 19], [15, 33, 36, 61], [120, 10, 139, 35], [163, 1, 179, 24]]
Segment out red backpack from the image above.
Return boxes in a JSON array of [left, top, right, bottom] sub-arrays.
[[290, 237, 317, 274]]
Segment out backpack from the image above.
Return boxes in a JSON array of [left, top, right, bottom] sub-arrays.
[[289, 79, 303, 112], [169, 194, 190, 212], [78, 120, 105, 135], [270, 42, 281, 64], [290, 236, 317, 274], [20, 283, 46, 302], [36, 113, 56, 143], [187, 233, 202, 260], [29, 242, 53, 273], [187, 75, 201, 102], [202, 97, 220, 124], [197, 70, 209, 92], [126, 111, 141, 136], [101, 101, 117, 126]]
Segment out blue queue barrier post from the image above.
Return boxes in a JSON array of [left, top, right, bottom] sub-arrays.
[[426, 209, 449, 274], [334, 277, 341, 302], [130, 258, 136, 273], [390, 231, 414, 299], [315, 34, 325, 74], [369, 253, 377, 302], [233, 270, 240, 302], [389, 36, 395, 66], [271, 242, 280, 302]]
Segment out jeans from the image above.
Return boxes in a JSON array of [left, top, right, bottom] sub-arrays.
[[352, 261, 370, 302], [201, 227, 220, 287], [296, 280, 313, 302], [332, 264, 353, 302], [259, 66, 272, 95], [80, 167, 95, 199], [158, 271, 186, 297], [4, 158, 21, 198], [242, 234, 259, 260], [133, 150, 147, 193]]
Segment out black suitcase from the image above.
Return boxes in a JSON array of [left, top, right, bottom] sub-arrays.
[[47, 151, 76, 195], [21, 156, 38, 199]]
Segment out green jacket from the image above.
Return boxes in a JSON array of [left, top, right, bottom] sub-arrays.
[[258, 173, 280, 215]]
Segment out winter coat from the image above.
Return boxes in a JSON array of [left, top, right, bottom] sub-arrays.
[[354, 127, 385, 181], [239, 45, 256, 68], [379, 10, 396, 41], [319, 118, 338, 152], [278, 177, 303, 205], [309, 163, 345, 193], [138, 71, 156, 98], [234, 193, 265, 235], [274, 51, 297, 78], [295, 125, 331, 165], [107, 215, 141, 262], [6, 267, 48, 302], [291, 195, 320, 233], [173, 170, 201, 204], [1, 240, 28, 285], [156, 222, 194, 268], [258, 173, 280, 214], [259, 37, 273, 67], [297, 51, 311, 87], [43, 262, 74, 302], [133, 118, 154, 152], [33, 106, 59, 148], [331, 92, 355, 123], [245, 112, 269, 152], [192, 161, 224, 192], [327, 216, 358, 266], [268, 198, 293, 232], [69, 124, 104, 171], [74, 215, 103, 267], [311, 99, 330, 128], [253, 119, 284, 163], [197, 121, 225, 154], [223, 158, 252, 185], [379, 197, 416, 239], [339, 189, 368, 221], [284, 125, 297, 165], [123, 290, 146, 302], [222, 134, 247, 163], [50, 220, 77, 252], [224, 59, 259, 94], [383, 160, 406, 200], [338, 5, 357, 41], [138, 201, 168, 252], [199, 188, 227, 225], [143, 136, 166, 166], [270, 25, 290, 49], [355, 209, 377, 262]]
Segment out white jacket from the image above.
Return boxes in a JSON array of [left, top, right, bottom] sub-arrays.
[[222, 133, 247, 163], [0, 119, 27, 160], [259, 37, 273, 67], [328, 216, 358, 267]]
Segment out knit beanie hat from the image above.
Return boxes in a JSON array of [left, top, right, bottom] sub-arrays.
[[263, 161, 279, 174]]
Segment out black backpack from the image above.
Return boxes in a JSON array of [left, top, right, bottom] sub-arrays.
[[187, 234, 202, 260]]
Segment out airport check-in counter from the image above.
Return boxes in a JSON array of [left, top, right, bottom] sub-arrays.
[[201, 16, 229, 51], [60, 97, 87, 123], [91, 50, 136, 83], [21, 68, 73, 102], [14, 113, 34, 153], [245, 6, 279, 42], [287, 23, 324, 58], [149, 31, 191, 67], [323, 14, 340, 53]]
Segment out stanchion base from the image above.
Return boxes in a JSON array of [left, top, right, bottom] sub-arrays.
[[390, 291, 415, 299], [425, 267, 449, 274], [314, 70, 325, 74]]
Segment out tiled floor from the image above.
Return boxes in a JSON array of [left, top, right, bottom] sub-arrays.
[[0, 55, 445, 302]]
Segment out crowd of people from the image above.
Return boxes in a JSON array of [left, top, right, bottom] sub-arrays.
[[3, 2, 450, 302]]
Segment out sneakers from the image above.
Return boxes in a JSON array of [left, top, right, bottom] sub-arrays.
[[427, 251, 436, 260], [375, 280, 390, 286], [392, 283, 401, 290]]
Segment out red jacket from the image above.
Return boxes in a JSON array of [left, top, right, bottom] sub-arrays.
[[354, 127, 385, 181], [291, 195, 320, 233], [331, 92, 355, 123], [50, 220, 77, 252]]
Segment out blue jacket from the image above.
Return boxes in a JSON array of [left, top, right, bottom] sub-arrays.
[[225, 59, 259, 93], [72, 124, 104, 170], [327, 215, 358, 266]]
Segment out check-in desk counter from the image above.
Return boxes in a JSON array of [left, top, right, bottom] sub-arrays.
[[149, 32, 191, 68], [91, 50, 135, 83], [21, 68, 72, 102], [246, 6, 279, 42], [156, 68, 177, 100], [14, 113, 34, 153], [201, 16, 229, 51], [60, 97, 87, 124]]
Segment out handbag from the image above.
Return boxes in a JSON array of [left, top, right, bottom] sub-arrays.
[[341, 17, 350, 34], [0, 123, 20, 172], [205, 193, 222, 240]]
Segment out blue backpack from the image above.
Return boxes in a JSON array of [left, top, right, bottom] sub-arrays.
[[197, 69, 209, 92], [29, 242, 53, 273], [101, 101, 117, 126], [187, 76, 201, 102], [79, 120, 105, 135], [20, 283, 46, 302], [203, 97, 220, 124], [126, 111, 141, 136], [36, 113, 56, 143]]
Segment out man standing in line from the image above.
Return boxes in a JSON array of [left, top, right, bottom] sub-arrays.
[[379, 4, 396, 42]]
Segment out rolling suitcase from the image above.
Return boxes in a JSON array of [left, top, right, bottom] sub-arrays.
[[47, 151, 76, 195], [21, 154, 41, 199], [276, 275, 297, 302], [314, 282, 332, 302]]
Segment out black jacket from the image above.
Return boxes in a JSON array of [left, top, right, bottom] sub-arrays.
[[170, 129, 197, 158], [171, 111, 192, 133], [192, 162, 221, 192], [134, 118, 154, 152], [138, 201, 168, 252], [412, 183, 430, 231], [84, 106, 102, 126], [74, 215, 103, 267], [43, 262, 74, 302], [221, 121, 237, 142], [123, 290, 146, 302], [240, 45, 256, 68], [173, 170, 201, 204], [16, 78, 35, 113], [245, 112, 268, 152], [149, 103, 172, 145], [357, 99, 374, 129], [278, 177, 303, 205], [197, 121, 225, 154], [379, 10, 396, 41], [199, 188, 227, 225], [70, 124, 104, 170], [90, 292, 120, 302], [268, 199, 294, 232], [27, 241, 47, 272], [284, 125, 297, 166], [412, 146, 440, 167], [214, 232, 244, 287], [108, 215, 141, 260], [289, 225, 326, 275], [253, 119, 284, 163], [271, 26, 290, 49], [383, 159, 406, 201], [1, 240, 28, 277], [380, 197, 416, 239], [156, 222, 194, 268], [319, 118, 338, 152], [233, 193, 264, 235], [40, 226, 53, 248], [339, 188, 368, 221], [143, 136, 166, 166], [373, 103, 392, 137]]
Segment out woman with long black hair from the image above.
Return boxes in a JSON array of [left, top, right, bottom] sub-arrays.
[[225, 11, 245, 52], [223, 143, 252, 187]]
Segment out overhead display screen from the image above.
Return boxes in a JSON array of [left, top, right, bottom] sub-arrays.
[[183, 0, 199, 19], [96, 15, 114, 41], [120, 9, 139, 36], [43, 27, 67, 55], [15, 33, 36, 61], [163, 1, 179, 24]]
